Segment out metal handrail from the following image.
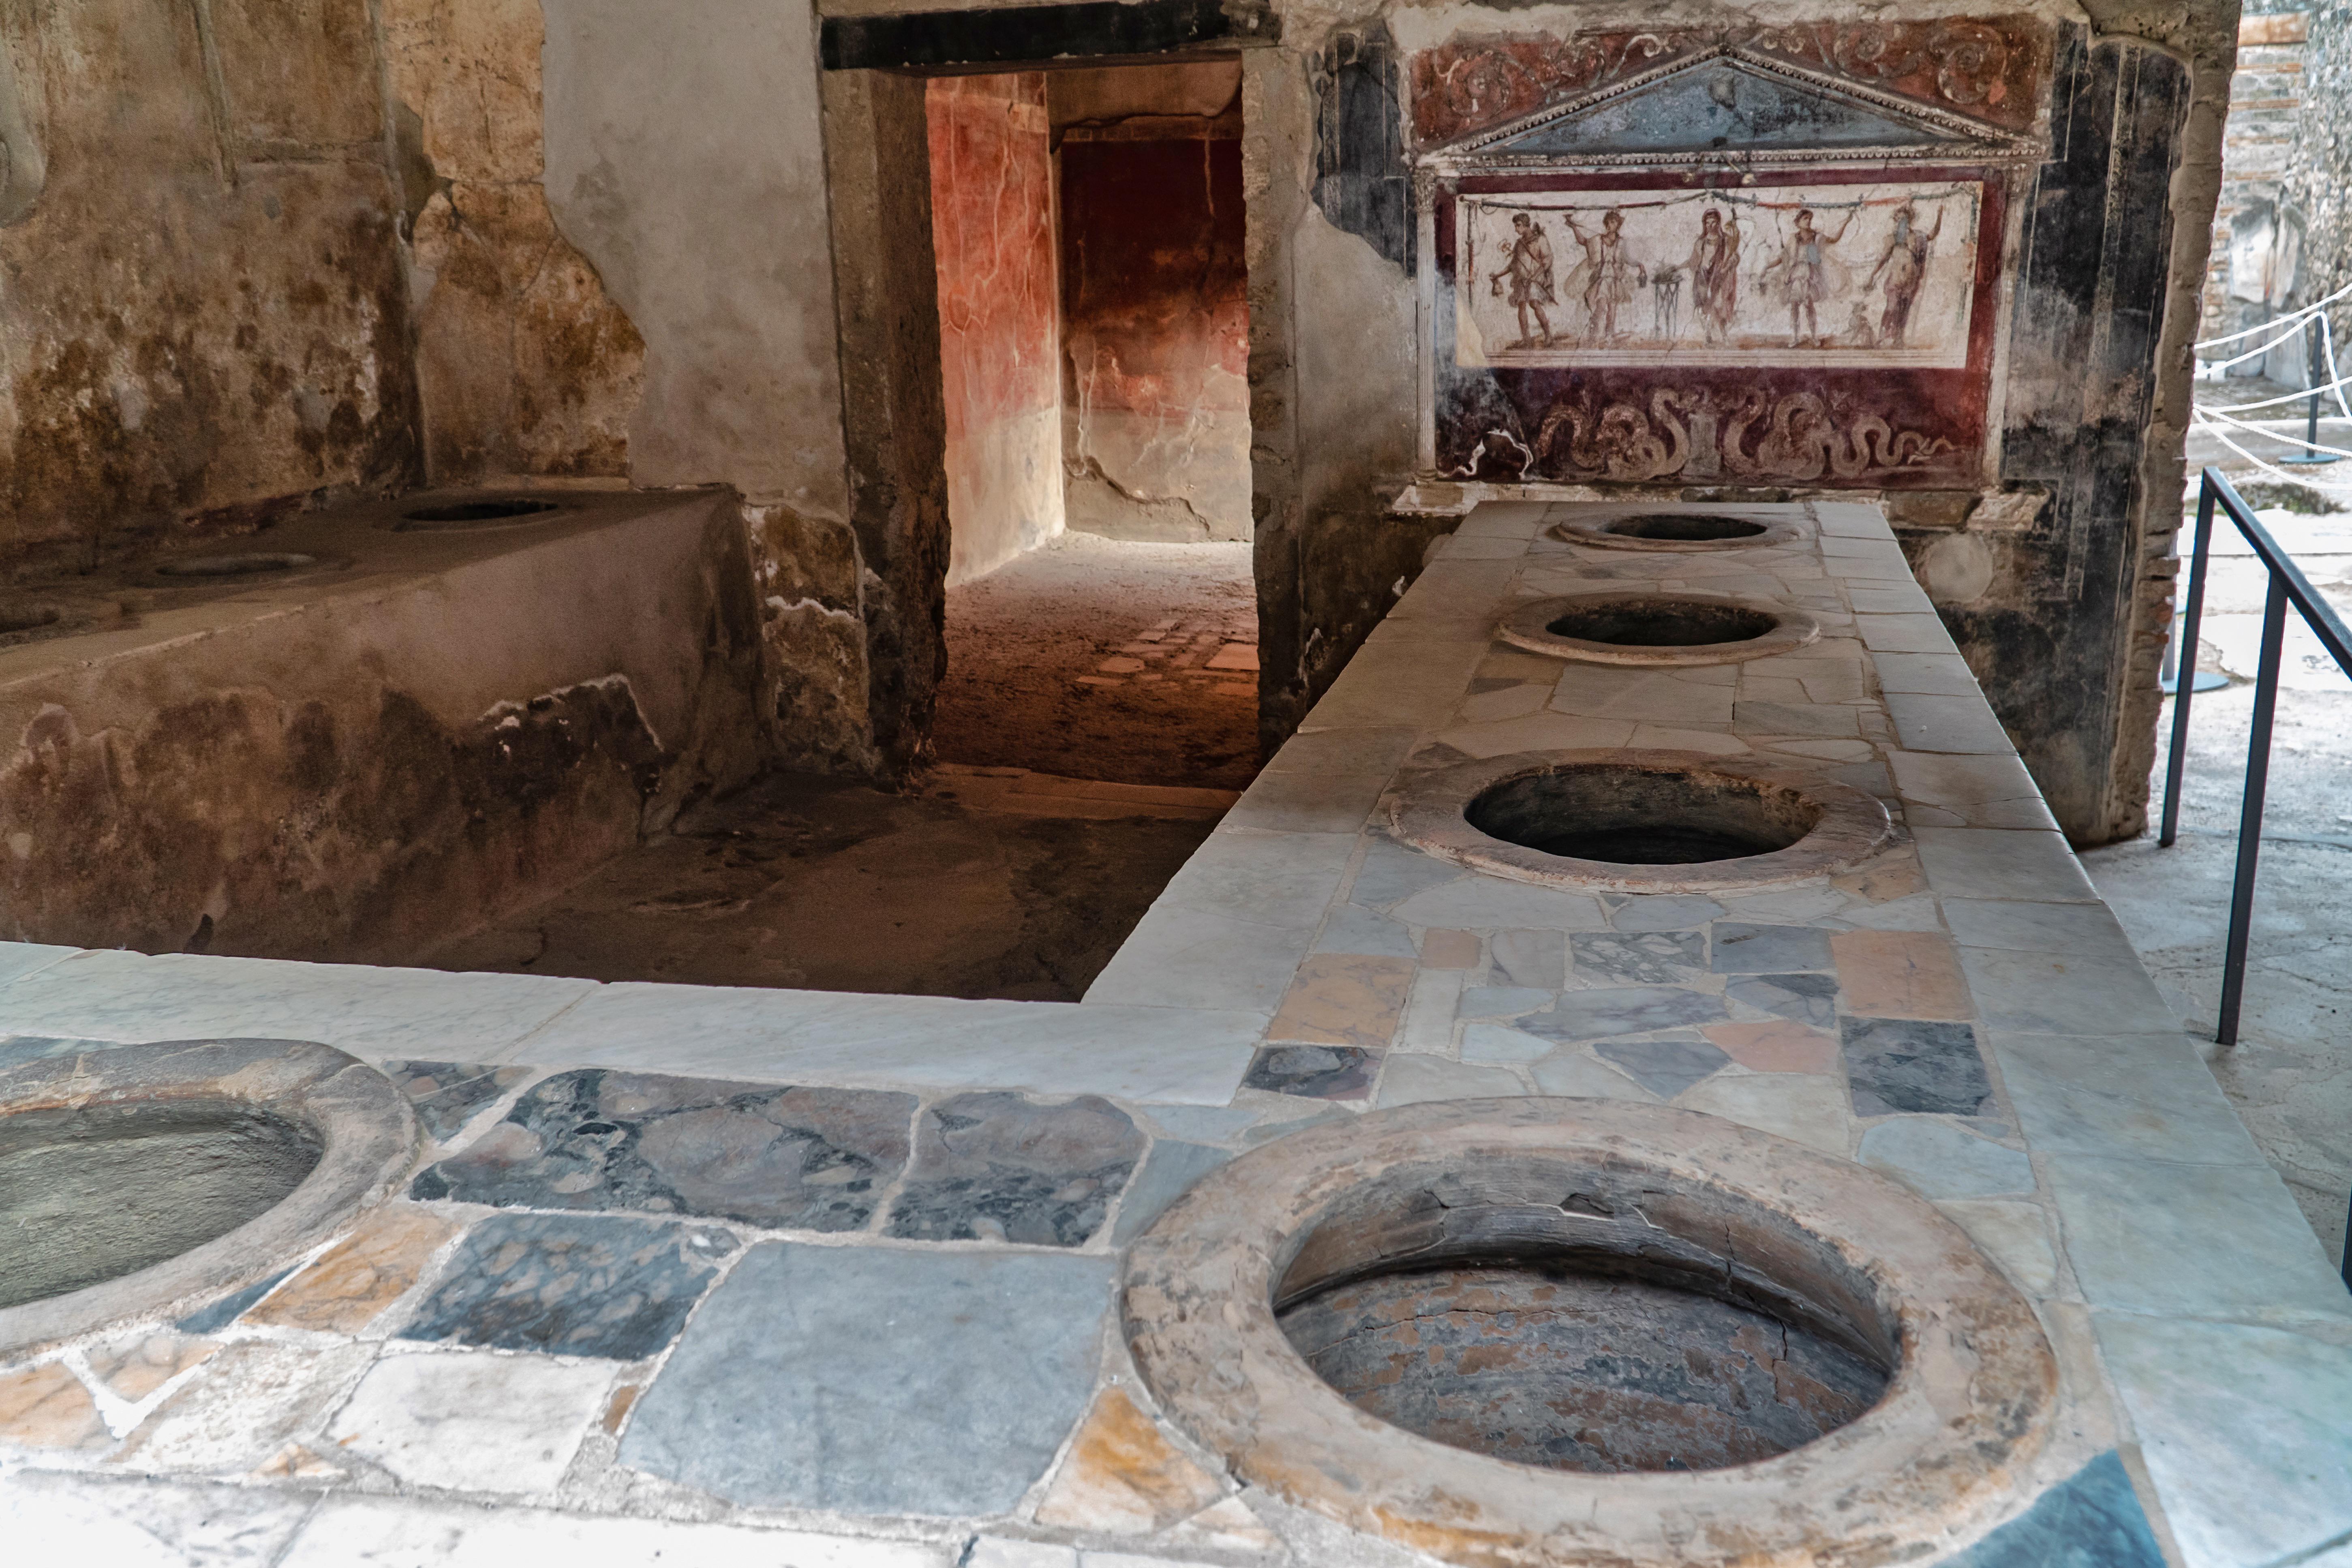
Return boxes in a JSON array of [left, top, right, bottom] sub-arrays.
[[2156, 468, 2352, 1284]]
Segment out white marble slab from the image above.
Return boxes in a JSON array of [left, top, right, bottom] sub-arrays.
[[0, 950, 594, 1059], [516, 982, 1264, 1105]]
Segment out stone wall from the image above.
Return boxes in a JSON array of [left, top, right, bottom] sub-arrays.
[[388, 0, 644, 481], [0, 0, 420, 576], [929, 73, 1066, 586], [2277, 3, 2352, 381]]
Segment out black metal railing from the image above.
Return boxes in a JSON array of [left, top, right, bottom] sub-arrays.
[[2156, 468, 2352, 1284]]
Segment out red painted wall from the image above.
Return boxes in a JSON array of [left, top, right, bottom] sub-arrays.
[[927, 73, 1064, 582], [1059, 135, 1251, 537]]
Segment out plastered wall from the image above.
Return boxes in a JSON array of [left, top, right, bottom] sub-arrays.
[[1055, 67, 1253, 542], [929, 73, 1066, 586], [0, 0, 419, 574]]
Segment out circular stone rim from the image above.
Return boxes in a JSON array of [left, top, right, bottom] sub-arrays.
[[385, 494, 574, 531], [1122, 1098, 2059, 1568], [1388, 749, 1893, 894], [1549, 510, 1804, 552], [0, 1039, 419, 1356], [1497, 590, 1821, 666], [152, 552, 327, 579]]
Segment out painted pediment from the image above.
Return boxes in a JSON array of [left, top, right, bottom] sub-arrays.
[[1429, 48, 2024, 164]]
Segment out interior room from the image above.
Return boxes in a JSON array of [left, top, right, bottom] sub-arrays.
[[1, 2, 2347, 1566]]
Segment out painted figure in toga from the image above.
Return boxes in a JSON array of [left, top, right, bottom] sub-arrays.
[[1866, 200, 1945, 349], [1762, 207, 1853, 347], [1490, 212, 1556, 349], [1682, 207, 1741, 346], [1562, 208, 1643, 343]]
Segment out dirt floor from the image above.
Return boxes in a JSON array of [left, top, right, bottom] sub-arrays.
[[933, 533, 1259, 789], [421, 533, 1259, 1001]]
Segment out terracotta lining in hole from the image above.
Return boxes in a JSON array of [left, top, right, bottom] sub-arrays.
[[1121, 1098, 2060, 1568], [1498, 589, 1821, 666], [1387, 749, 1894, 894]]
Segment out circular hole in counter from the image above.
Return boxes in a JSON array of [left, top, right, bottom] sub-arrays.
[[398, 498, 562, 527], [0, 1100, 322, 1310], [1606, 513, 1768, 541], [1551, 511, 1802, 551], [1274, 1170, 1892, 1473], [1387, 750, 1892, 894], [1498, 591, 1820, 667], [1465, 763, 1816, 864], [154, 553, 319, 578]]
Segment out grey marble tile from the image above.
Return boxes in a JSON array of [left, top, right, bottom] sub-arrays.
[[2092, 1316, 2352, 1568], [1940, 898, 2135, 955], [1871, 650, 1981, 695], [1912, 827, 2099, 903], [1735, 701, 1861, 738], [0, 950, 594, 1062], [1956, 948, 2179, 1037], [1572, 930, 1704, 984], [528, 984, 1261, 1107], [1938, 1451, 2164, 1567], [0, 941, 83, 987], [1346, 837, 1464, 912], [1989, 1033, 2266, 1166], [381, 1059, 533, 1143], [1374, 1053, 1524, 1107], [175, 1267, 296, 1335], [1136, 1104, 1267, 1144], [1311, 903, 1419, 959], [1109, 1140, 1232, 1246], [620, 1243, 1113, 1515], [1885, 752, 2057, 831], [1261, 726, 1420, 778], [1527, 1048, 1657, 1100], [1490, 928, 1567, 988], [1220, 769, 1392, 835], [885, 1092, 1145, 1246], [1606, 894, 1727, 931], [1592, 1034, 1729, 1098], [1238, 1044, 1378, 1102], [410, 1068, 916, 1232], [399, 1212, 736, 1361], [2046, 1155, 2352, 1319], [1461, 1024, 1558, 1064], [1725, 972, 1841, 1028], [1857, 1118, 2033, 1198], [1521, 986, 1728, 1041], [1389, 877, 1610, 932], [1841, 1017, 1992, 1117], [1458, 985, 1553, 1018], [1854, 613, 1956, 654], [1708, 923, 1833, 974], [0, 1473, 317, 1567], [1884, 691, 2015, 754]]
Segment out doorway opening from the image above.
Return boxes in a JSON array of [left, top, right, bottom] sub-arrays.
[[925, 59, 1258, 792]]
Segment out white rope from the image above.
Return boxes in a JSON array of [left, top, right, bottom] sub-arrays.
[[2191, 407, 2352, 492], [2191, 278, 2352, 352]]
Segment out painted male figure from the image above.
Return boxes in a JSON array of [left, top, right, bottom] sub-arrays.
[[1762, 207, 1853, 348], [1682, 207, 1741, 345], [1562, 208, 1641, 344], [1866, 200, 1944, 349], [1489, 212, 1556, 349]]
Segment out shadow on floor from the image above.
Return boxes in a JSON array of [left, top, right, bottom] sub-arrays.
[[421, 769, 1227, 1002]]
